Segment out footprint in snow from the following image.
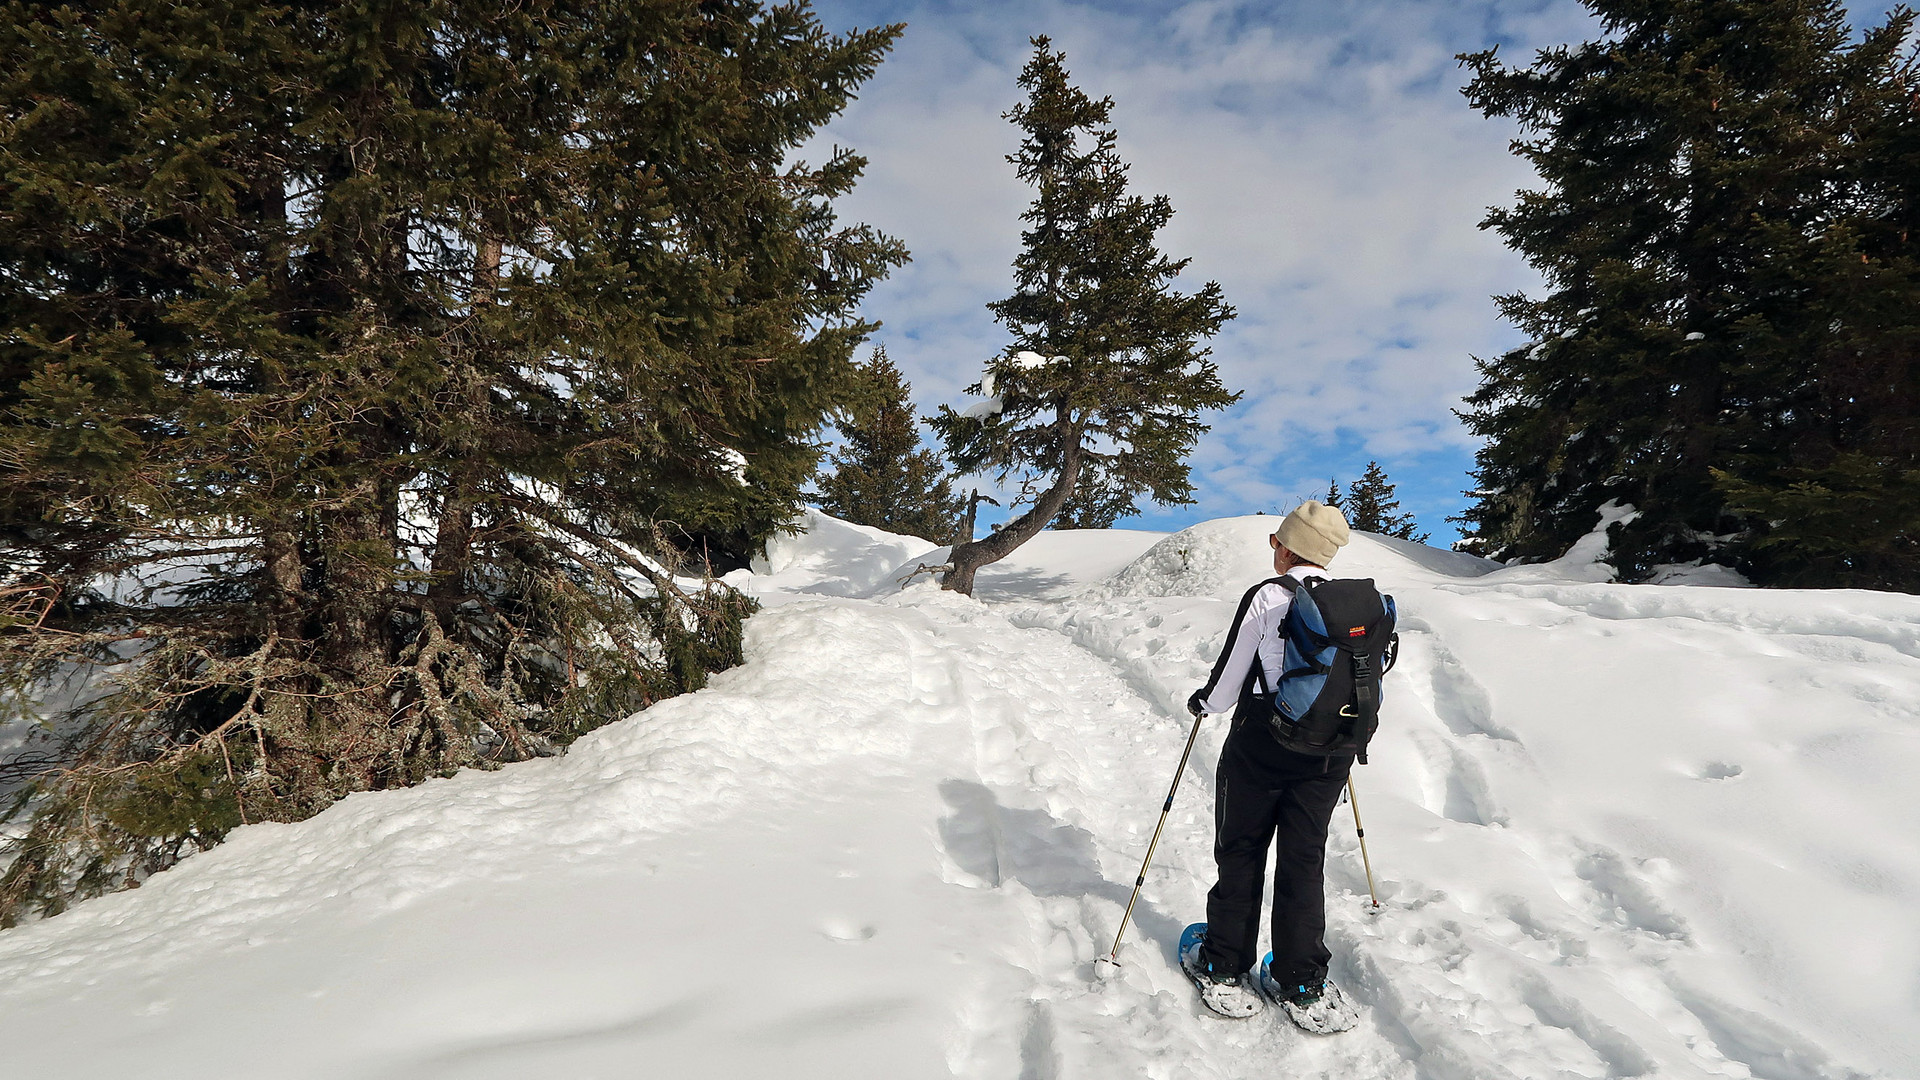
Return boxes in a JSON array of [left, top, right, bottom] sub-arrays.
[[819, 918, 877, 943], [1573, 846, 1691, 943]]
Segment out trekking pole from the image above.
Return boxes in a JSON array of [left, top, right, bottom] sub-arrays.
[[1098, 707, 1207, 973], [1347, 775, 1381, 911]]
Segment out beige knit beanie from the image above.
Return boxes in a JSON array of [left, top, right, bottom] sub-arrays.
[[1273, 500, 1351, 567]]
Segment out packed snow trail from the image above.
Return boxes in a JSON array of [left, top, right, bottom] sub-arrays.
[[0, 512, 1913, 1078], [1002, 517, 1917, 1080], [0, 555, 1404, 1078]]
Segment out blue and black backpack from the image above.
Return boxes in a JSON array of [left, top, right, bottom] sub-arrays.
[[1252, 576, 1399, 763]]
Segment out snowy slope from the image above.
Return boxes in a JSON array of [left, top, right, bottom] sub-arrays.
[[0, 513, 1915, 1079]]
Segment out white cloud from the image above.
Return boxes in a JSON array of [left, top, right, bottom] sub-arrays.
[[806, 0, 1605, 533]]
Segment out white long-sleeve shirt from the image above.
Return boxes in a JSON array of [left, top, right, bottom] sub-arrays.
[[1193, 564, 1330, 716]]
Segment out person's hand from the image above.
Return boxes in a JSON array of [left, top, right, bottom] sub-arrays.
[[1186, 689, 1207, 718]]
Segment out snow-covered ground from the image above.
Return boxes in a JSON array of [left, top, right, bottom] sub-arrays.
[[2, 511, 1915, 1079]]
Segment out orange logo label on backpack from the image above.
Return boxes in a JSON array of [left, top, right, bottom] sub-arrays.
[[1348, 626, 1366, 637]]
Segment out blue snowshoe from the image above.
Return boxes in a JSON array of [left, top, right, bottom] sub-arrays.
[[1178, 923, 1263, 1020], [1255, 951, 1361, 1034]]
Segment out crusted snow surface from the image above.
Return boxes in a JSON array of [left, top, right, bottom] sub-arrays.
[[1, 513, 1916, 1078]]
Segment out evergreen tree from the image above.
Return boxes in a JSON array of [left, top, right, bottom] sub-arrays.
[[1341, 462, 1430, 543], [930, 38, 1236, 590], [1325, 479, 1345, 510], [1713, 11, 1920, 589], [1457, 1, 1918, 586], [1052, 476, 1140, 531], [0, 0, 904, 923], [815, 347, 965, 542]]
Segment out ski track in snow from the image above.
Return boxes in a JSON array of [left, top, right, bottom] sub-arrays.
[[0, 513, 1913, 1079]]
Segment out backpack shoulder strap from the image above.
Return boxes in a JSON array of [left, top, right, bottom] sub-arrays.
[[1244, 576, 1320, 691], [1274, 573, 1334, 594], [1245, 576, 1301, 695]]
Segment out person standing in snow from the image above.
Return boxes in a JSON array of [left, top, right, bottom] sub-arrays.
[[1181, 500, 1365, 1028]]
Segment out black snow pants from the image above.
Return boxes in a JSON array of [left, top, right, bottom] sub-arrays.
[[1201, 723, 1353, 986]]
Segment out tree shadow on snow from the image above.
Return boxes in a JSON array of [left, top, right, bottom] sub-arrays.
[[971, 565, 1082, 602], [938, 779, 1186, 968]]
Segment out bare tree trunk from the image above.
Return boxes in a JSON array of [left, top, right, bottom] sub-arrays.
[[260, 169, 308, 644], [427, 234, 499, 606], [943, 418, 1083, 596], [959, 489, 978, 545], [319, 475, 401, 789], [473, 236, 502, 297], [426, 487, 473, 606], [262, 527, 306, 641]]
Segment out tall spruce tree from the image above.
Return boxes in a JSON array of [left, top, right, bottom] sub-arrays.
[[929, 38, 1236, 591], [815, 347, 965, 542], [1713, 10, 1920, 588], [1341, 462, 1430, 543], [0, 0, 904, 923], [1457, 1, 1919, 586]]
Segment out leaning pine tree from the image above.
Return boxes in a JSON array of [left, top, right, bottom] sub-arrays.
[[1457, 1, 1918, 585], [0, 0, 905, 924], [929, 37, 1236, 593], [814, 347, 965, 542]]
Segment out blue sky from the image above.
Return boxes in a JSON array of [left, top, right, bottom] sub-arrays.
[[801, 0, 1904, 542]]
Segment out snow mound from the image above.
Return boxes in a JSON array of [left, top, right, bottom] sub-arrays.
[[1102, 515, 1497, 601], [1480, 499, 1637, 585], [7, 510, 1918, 1078], [1648, 561, 1754, 587], [1101, 516, 1275, 599], [968, 528, 1167, 601], [739, 509, 941, 600]]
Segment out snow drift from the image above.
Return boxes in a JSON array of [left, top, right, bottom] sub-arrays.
[[0, 512, 1914, 1079]]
